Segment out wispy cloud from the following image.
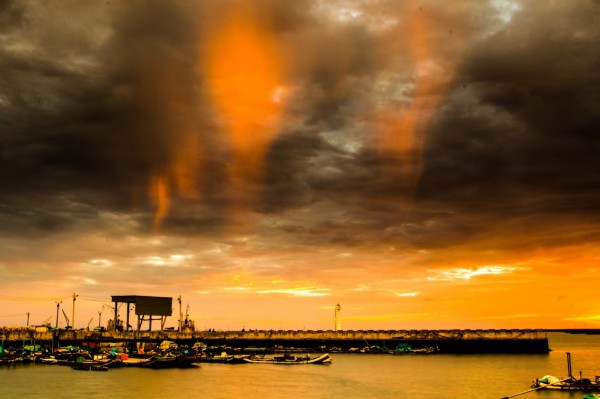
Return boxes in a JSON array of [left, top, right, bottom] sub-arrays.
[[396, 292, 419, 297], [87, 259, 113, 267], [563, 314, 600, 322], [428, 265, 526, 281], [257, 287, 330, 297]]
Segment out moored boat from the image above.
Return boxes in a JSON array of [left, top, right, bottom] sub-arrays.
[[532, 375, 600, 391], [531, 353, 600, 391], [412, 346, 439, 354], [198, 351, 248, 364], [119, 353, 200, 368], [243, 353, 332, 364]]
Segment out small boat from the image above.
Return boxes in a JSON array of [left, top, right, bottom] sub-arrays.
[[243, 353, 332, 364], [412, 346, 439, 354], [119, 353, 200, 368], [531, 353, 600, 391], [40, 354, 117, 369], [198, 352, 248, 364], [119, 356, 156, 367], [532, 375, 600, 391]]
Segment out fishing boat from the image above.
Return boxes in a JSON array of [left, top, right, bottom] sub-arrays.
[[531, 353, 600, 391], [197, 351, 248, 364], [531, 375, 600, 391], [119, 353, 199, 368], [39, 353, 117, 369], [413, 346, 439, 354], [243, 353, 332, 364]]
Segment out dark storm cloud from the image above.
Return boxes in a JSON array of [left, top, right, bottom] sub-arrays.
[[0, 0, 25, 30], [0, 1, 204, 236], [0, 0, 315, 237], [415, 1, 600, 249], [1, 0, 599, 253]]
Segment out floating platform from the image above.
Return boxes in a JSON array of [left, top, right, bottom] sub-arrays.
[[0, 328, 549, 353]]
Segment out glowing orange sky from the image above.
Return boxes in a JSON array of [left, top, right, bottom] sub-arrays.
[[203, 3, 285, 210]]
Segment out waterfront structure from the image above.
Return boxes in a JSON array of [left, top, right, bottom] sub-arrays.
[[110, 295, 173, 332], [0, 328, 550, 354]]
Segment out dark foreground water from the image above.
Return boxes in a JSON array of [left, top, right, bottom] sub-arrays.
[[1, 333, 599, 399]]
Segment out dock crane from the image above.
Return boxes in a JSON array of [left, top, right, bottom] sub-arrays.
[[86, 317, 94, 331], [103, 302, 126, 331], [61, 309, 72, 329]]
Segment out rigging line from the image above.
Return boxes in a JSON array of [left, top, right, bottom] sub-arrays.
[[79, 296, 107, 302], [0, 295, 71, 302]]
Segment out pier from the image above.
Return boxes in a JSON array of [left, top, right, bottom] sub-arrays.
[[1, 328, 549, 353]]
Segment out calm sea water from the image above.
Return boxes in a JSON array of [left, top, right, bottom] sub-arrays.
[[1, 333, 599, 399]]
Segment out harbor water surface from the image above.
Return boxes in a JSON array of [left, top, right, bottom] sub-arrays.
[[1, 332, 599, 399]]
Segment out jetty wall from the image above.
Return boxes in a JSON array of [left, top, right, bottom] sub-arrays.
[[0, 328, 549, 353]]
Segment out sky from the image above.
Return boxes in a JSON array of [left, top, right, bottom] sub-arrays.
[[1, 0, 600, 331]]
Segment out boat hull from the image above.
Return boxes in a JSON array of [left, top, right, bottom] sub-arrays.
[[532, 375, 600, 391], [243, 353, 332, 364]]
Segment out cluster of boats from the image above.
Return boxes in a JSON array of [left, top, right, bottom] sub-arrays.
[[349, 343, 440, 354], [23, 341, 333, 370], [39, 345, 203, 370], [0, 339, 439, 369]]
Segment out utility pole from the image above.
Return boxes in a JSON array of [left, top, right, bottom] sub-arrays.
[[55, 301, 62, 328], [26, 312, 30, 327], [71, 293, 79, 329]]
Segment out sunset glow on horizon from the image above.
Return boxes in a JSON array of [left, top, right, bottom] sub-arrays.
[[1, 0, 599, 331]]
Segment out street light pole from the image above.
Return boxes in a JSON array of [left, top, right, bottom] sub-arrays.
[[55, 301, 62, 329]]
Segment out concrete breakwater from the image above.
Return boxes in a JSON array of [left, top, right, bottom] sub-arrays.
[[1, 328, 549, 353]]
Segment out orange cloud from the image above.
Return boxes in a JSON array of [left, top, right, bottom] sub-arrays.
[[203, 3, 285, 207], [141, 61, 204, 233], [373, 3, 468, 207], [150, 175, 169, 234]]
